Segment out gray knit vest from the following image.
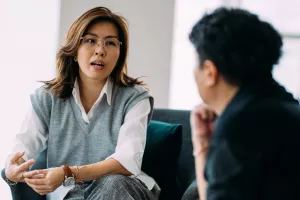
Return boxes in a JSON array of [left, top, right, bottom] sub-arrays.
[[30, 84, 154, 168]]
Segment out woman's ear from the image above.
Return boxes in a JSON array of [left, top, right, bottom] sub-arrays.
[[202, 60, 218, 87]]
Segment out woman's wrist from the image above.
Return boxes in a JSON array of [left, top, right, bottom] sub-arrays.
[[70, 166, 83, 182]]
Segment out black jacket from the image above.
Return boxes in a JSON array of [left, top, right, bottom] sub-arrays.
[[205, 79, 300, 200]]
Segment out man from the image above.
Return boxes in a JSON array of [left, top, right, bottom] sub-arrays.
[[189, 7, 300, 200]]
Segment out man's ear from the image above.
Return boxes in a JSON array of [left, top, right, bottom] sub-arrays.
[[202, 60, 218, 87]]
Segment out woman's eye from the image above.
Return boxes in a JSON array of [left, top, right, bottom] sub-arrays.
[[105, 40, 116, 46], [87, 39, 96, 44]]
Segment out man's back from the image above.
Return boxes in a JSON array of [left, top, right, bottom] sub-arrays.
[[205, 82, 300, 200]]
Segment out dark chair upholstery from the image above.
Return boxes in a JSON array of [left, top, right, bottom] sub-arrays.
[[152, 109, 196, 198], [2, 109, 198, 200]]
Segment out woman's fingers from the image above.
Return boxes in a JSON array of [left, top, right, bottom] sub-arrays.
[[26, 183, 50, 193], [25, 178, 45, 187], [25, 178, 52, 195], [10, 152, 25, 164], [23, 169, 48, 182], [23, 170, 39, 178], [17, 159, 35, 173], [31, 174, 45, 179]]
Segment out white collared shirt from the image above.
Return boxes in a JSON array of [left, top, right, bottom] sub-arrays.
[[72, 77, 113, 123], [11, 77, 157, 198]]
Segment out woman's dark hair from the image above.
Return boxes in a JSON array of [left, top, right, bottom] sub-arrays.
[[189, 7, 283, 86]]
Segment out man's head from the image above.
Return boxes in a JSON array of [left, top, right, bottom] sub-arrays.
[[189, 7, 283, 108]]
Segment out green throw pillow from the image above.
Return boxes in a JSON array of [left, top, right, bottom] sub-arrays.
[[142, 120, 182, 200]]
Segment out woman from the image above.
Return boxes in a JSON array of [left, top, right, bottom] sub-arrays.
[[5, 7, 159, 200]]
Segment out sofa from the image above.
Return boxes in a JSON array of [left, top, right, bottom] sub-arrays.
[[2, 109, 199, 200]]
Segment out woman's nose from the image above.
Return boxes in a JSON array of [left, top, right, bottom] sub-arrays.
[[95, 42, 105, 56]]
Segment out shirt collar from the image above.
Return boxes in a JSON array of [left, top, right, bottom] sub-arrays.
[[72, 76, 113, 106]]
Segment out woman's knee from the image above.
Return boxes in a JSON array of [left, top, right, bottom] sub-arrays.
[[84, 175, 132, 199], [95, 174, 130, 188]]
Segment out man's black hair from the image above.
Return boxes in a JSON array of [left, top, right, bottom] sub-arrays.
[[189, 7, 283, 86]]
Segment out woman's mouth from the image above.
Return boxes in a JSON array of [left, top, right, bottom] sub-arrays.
[[91, 61, 105, 70]]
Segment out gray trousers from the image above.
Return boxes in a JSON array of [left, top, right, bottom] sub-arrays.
[[64, 174, 159, 200]]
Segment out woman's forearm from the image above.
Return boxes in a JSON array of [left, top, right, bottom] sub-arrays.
[[70, 158, 132, 182]]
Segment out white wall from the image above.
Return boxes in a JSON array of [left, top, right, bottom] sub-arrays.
[[59, 0, 175, 108], [169, 0, 223, 109], [0, 0, 60, 199]]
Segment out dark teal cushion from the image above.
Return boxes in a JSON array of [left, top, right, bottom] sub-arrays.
[[142, 120, 182, 200]]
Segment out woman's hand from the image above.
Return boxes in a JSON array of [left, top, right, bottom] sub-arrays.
[[5, 152, 35, 183], [190, 104, 216, 154], [23, 167, 65, 195]]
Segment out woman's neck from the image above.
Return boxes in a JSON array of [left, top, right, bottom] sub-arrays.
[[78, 76, 107, 113]]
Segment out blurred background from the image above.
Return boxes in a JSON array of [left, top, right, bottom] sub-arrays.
[[1, 0, 299, 198]]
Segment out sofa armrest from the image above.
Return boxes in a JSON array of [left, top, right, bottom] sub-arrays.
[[1, 169, 46, 200], [181, 180, 199, 200]]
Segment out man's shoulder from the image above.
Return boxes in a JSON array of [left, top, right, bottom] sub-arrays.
[[215, 96, 300, 143], [222, 95, 299, 123]]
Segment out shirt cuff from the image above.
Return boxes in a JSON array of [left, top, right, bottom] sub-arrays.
[[106, 151, 143, 176]]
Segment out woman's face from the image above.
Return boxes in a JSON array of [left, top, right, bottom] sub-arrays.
[[77, 21, 121, 82]]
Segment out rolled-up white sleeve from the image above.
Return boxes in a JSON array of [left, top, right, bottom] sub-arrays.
[[106, 98, 151, 176], [11, 105, 48, 161]]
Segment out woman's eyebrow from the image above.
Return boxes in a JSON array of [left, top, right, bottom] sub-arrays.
[[85, 32, 118, 39]]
